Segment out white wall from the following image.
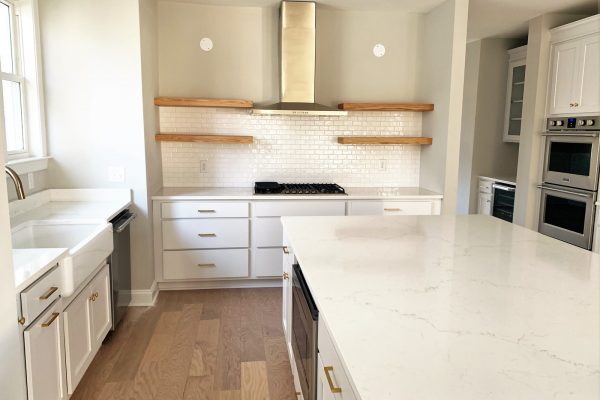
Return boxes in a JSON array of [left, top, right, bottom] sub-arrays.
[[458, 38, 521, 214], [39, 0, 155, 291], [157, 2, 424, 106], [5, 169, 48, 201], [417, 0, 469, 213]]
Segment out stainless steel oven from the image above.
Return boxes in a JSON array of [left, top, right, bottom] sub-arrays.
[[538, 184, 597, 249], [291, 263, 318, 400], [542, 116, 600, 191]]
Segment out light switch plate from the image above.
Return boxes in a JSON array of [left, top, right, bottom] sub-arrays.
[[27, 172, 35, 190], [109, 167, 125, 183]]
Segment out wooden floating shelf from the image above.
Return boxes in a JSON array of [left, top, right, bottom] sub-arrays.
[[155, 134, 254, 144], [337, 103, 434, 112], [337, 136, 432, 145], [154, 97, 253, 109]]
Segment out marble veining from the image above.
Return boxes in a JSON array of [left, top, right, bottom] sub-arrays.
[[282, 215, 600, 400]]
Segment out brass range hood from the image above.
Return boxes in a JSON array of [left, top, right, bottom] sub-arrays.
[[252, 1, 347, 116]]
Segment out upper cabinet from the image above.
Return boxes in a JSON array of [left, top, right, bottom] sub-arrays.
[[503, 45, 527, 143], [547, 15, 600, 116]]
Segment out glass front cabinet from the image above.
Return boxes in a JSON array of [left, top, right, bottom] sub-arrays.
[[503, 45, 527, 143]]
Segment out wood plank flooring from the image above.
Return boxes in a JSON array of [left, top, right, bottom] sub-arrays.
[[71, 288, 296, 400]]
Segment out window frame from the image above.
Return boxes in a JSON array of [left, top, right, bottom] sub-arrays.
[[0, 0, 46, 163]]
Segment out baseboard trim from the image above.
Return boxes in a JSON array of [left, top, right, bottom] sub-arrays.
[[157, 279, 282, 291], [127, 281, 159, 306]]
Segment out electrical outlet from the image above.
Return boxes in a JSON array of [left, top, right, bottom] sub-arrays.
[[109, 166, 125, 183], [27, 172, 35, 190], [200, 160, 208, 173], [378, 159, 387, 171]]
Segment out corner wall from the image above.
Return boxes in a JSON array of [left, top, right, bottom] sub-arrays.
[[417, 0, 469, 213]]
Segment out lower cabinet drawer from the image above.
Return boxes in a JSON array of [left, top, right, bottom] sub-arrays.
[[20, 265, 62, 325], [318, 323, 357, 400], [163, 249, 249, 280], [162, 219, 249, 250], [253, 201, 346, 217], [253, 248, 284, 277], [349, 200, 436, 216]]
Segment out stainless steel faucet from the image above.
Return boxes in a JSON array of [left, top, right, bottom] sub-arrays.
[[4, 166, 26, 200]]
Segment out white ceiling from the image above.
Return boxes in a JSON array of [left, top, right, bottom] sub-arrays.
[[160, 0, 599, 40], [467, 0, 598, 41]]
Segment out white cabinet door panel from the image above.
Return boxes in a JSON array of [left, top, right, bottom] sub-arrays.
[[254, 247, 284, 277], [20, 265, 61, 324], [162, 219, 249, 250], [254, 217, 284, 247], [90, 265, 111, 347], [64, 285, 93, 393], [548, 40, 580, 115], [348, 200, 436, 216], [163, 249, 249, 280], [24, 301, 67, 400], [578, 35, 600, 113]]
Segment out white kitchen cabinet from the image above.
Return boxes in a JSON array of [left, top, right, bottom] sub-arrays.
[[547, 16, 600, 116], [477, 177, 493, 216], [282, 235, 293, 348], [593, 205, 600, 254], [23, 301, 67, 400], [317, 354, 336, 400], [162, 219, 249, 250], [163, 249, 249, 279], [503, 45, 527, 143], [64, 264, 111, 394], [318, 322, 357, 400]]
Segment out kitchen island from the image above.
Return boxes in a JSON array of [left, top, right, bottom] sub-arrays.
[[281, 214, 600, 400]]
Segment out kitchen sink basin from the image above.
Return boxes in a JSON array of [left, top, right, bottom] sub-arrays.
[[12, 221, 113, 297]]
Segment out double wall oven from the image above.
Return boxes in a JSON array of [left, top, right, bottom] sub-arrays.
[[539, 115, 600, 249]]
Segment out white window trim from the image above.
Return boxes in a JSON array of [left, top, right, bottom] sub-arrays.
[[2, 0, 47, 166]]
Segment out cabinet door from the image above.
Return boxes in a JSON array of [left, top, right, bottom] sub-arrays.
[[548, 40, 580, 115], [317, 354, 336, 400], [503, 59, 526, 142], [24, 302, 67, 400], [282, 237, 294, 348], [478, 193, 492, 215], [64, 287, 93, 393], [90, 265, 112, 349], [576, 34, 600, 114]]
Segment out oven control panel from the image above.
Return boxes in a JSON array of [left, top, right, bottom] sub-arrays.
[[547, 116, 599, 131]]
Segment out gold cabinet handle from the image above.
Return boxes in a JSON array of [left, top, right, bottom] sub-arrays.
[[324, 366, 342, 393], [41, 312, 60, 328], [198, 233, 217, 237], [197, 209, 216, 213], [18, 316, 26, 325], [283, 272, 289, 280], [39, 286, 59, 300], [574, 102, 579, 107], [384, 208, 401, 212], [282, 246, 290, 254], [197, 263, 216, 268], [95, 292, 99, 299]]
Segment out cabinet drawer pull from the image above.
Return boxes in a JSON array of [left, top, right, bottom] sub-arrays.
[[282, 246, 290, 254], [41, 312, 59, 328], [384, 208, 401, 212], [198, 233, 217, 237], [324, 366, 342, 393], [197, 209, 216, 213], [39, 286, 58, 300], [197, 263, 216, 268], [283, 272, 289, 280]]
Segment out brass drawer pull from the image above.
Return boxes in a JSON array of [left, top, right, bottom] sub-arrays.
[[324, 366, 342, 393], [198, 233, 217, 237], [197, 263, 216, 268], [39, 286, 58, 300], [282, 246, 290, 254], [384, 208, 401, 212], [283, 272, 289, 280], [41, 312, 59, 328], [197, 209, 216, 213]]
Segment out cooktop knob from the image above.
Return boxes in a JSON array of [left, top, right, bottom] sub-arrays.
[[577, 120, 586, 126], [550, 120, 557, 126], [556, 120, 564, 126], [586, 119, 595, 126]]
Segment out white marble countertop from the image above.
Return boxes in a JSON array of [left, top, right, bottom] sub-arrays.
[[13, 248, 68, 292], [479, 175, 517, 186], [152, 186, 443, 200], [281, 214, 600, 400], [10, 189, 131, 292]]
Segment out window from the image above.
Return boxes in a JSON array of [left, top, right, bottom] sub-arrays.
[[0, 0, 45, 162], [1, 0, 26, 155]]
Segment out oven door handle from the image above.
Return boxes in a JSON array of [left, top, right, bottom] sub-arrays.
[[492, 183, 515, 192], [537, 185, 593, 198]]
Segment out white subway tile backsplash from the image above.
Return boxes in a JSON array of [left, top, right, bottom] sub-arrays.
[[160, 107, 422, 187]]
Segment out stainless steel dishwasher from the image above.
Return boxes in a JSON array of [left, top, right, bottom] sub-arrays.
[[109, 210, 136, 330]]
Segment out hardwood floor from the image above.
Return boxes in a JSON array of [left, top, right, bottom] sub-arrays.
[[71, 288, 297, 400]]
